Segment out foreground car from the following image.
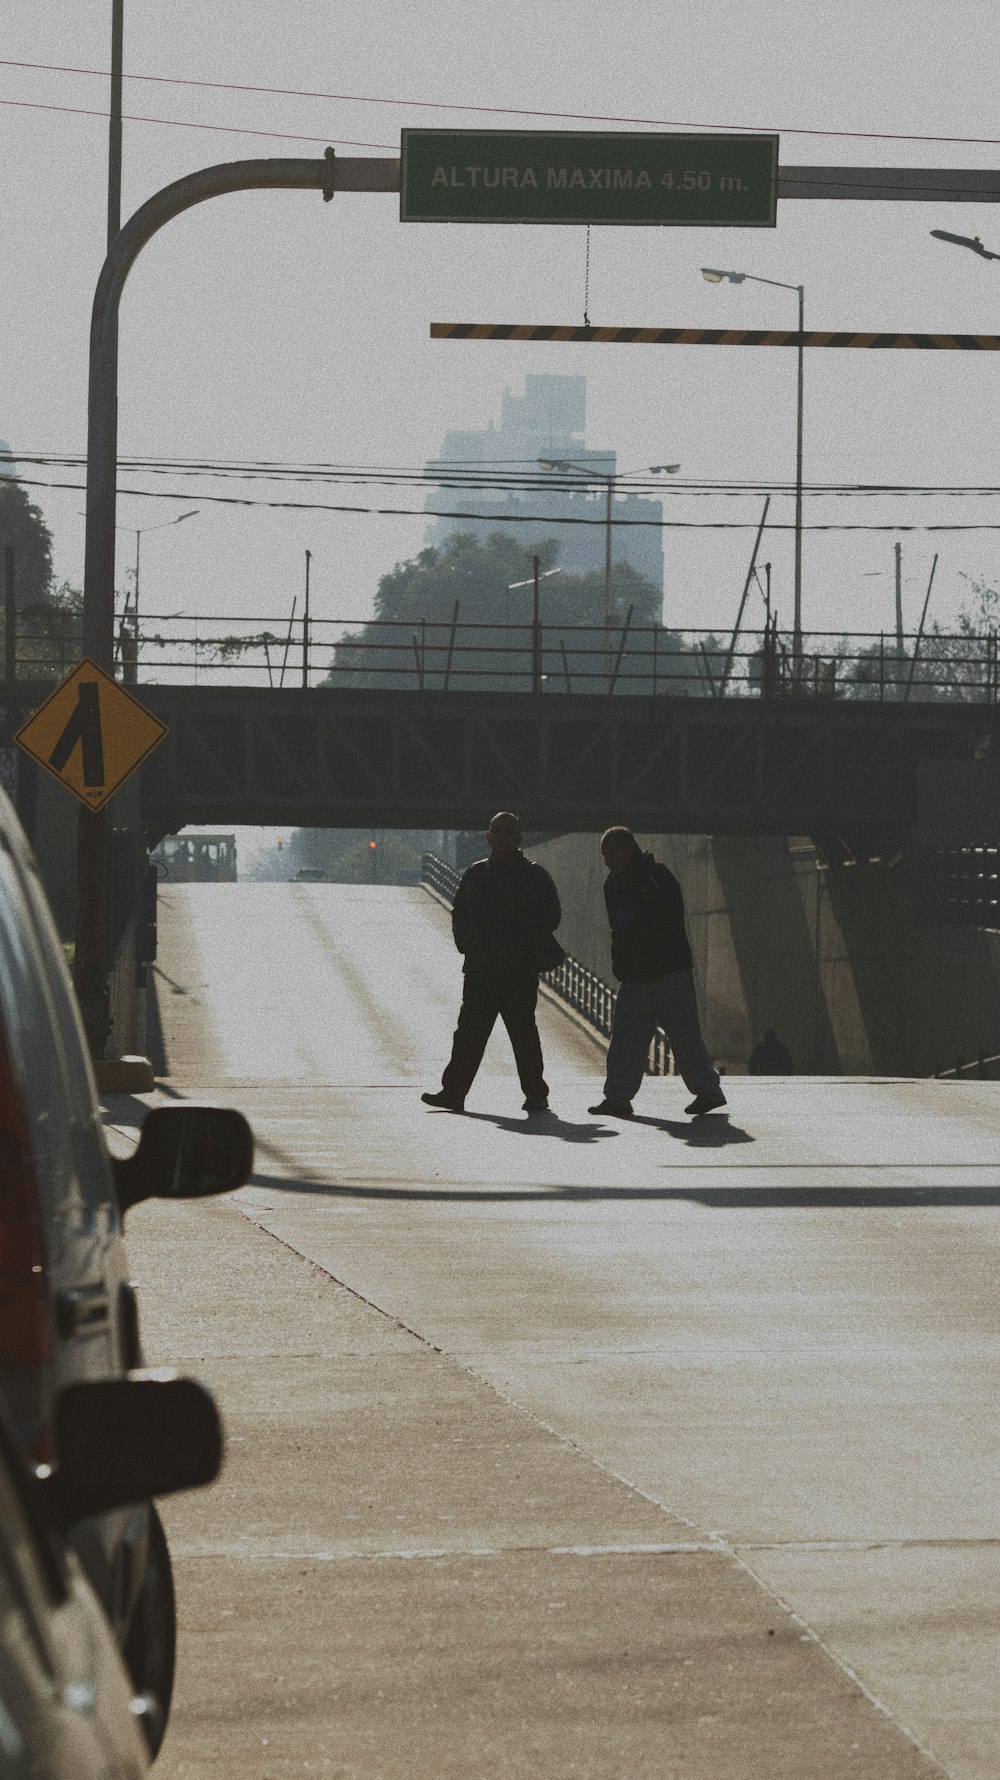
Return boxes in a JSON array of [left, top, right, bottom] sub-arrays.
[[0, 1372, 221, 1776], [0, 784, 252, 1748]]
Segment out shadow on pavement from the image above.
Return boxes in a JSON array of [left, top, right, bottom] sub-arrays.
[[631, 1114, 756, 1147], [439, 1110, 618, 1144], [659, 1184, 1000, 1207], [98, 1091, 159, 1127], [243, 1160, 1000, 1208], [98, 1080, 190, 1125]]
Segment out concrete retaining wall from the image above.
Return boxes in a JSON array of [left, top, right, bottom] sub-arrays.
[[529, 831, 1000, 1077]]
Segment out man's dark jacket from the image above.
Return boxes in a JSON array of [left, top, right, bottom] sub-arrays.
[[452, 851, 562, 975], [604, 851, 693, 982]]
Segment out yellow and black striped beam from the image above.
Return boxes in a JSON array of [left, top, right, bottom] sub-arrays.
[[430, 323, 1000, 349]]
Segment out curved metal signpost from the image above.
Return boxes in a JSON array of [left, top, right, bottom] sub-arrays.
[[73, 149, 396, 1052]]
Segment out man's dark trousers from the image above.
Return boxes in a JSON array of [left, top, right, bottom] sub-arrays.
[[441, 966, 548, 1104]]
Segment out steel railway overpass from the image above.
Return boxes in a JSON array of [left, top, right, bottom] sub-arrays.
[[134, 683, 1000, 848]]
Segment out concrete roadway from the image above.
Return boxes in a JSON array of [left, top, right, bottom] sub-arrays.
[[113, 881, 1000, 1779]]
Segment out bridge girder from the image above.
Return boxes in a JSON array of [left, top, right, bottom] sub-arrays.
[[136, 685, 998, 844]]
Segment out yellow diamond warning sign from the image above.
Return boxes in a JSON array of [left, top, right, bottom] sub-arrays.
[[13, 658, 168, 811]]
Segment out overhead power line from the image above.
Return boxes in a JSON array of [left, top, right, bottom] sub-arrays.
[[4, 452, 1000, 501], [0, 95, 385, 149], [9, 471, 1000, 532], [3, 56, 1000, 147], [4, 451, 1000, 500]]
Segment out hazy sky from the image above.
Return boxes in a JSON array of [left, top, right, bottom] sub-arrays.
[[4, 0, 1000, 647]]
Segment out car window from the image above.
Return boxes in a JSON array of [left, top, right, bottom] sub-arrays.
[[11, 847, 113, 1217], [0, 835, 113, 1236]]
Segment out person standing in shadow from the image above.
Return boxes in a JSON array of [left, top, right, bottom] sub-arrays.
[[749, 1028, 795, 1074], [588, 826, 726, 1120], [422, 812, 564, 1115]]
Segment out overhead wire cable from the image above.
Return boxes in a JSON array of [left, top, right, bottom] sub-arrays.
[[2, 94, 993, 195], [3, 56, 1000, 146], [9, 471, 1000, 530], [0, 95, 387, 148], [4, 452, 1000, 501]]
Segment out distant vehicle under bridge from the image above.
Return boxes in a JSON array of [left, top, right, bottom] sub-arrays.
[[151, 831, 237, 882]]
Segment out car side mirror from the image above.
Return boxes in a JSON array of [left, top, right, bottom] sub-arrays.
[[47, 1372, 223, 1529], [113, 1104, 254, 1214]]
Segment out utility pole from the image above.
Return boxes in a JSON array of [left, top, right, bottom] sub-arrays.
[[603, 479, 613, 654], [905, 553, 938, 702], [108, 0, 124, 250], [74, 0, 125, 1057], [532, 553, 541, 695], [4, 547, 15, 706], [793, 282, 804, 672], [302, 549, 311, 688], [894, 541, 904, 699]]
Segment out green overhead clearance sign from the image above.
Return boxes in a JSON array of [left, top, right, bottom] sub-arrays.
[[400, 130, 779, 227]]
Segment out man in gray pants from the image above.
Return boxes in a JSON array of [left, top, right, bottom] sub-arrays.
[[588, 827, 726, 1119]]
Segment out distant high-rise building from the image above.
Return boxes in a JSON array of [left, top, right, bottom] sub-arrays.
[[424, 375, 664, 605], [0, 441, 15, 479]]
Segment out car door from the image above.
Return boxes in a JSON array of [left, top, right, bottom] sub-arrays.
[[0, 1413, 148, 1779], [0, 818, 141, 1632], [0, 827, 128, 1415]]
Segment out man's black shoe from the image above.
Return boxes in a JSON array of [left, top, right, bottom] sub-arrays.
[[587, 1099, 633, 1118], [421, 1090, 465, 1112], [685, 1091, 727, 1116], [522, 1096, 550, 1113]]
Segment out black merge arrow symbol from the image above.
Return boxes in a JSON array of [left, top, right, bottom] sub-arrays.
[[48, 681, 105, 787]]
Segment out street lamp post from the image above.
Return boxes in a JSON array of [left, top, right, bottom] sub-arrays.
[[702, 267, 805, 668], [130, 509, 199, 634], [507, 559, 564, 692], [117, 508, 198, 679], [537, 457, 680, 683]]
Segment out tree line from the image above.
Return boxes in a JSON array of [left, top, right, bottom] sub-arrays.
[[0, 475, 82, 685], [324, 530, 720, 697]]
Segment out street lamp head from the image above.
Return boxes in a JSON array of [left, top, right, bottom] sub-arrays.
[[507, 566, 565, 589], [538, 458, 574, 472], [117, 508, 201, 536], [929, 227, 1000, 261], [701, 267, 745, 284], [650, 463, 681, 474]]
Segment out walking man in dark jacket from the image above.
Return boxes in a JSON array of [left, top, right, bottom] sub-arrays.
[[422, 812, 563, 1114], [589, 827, 726, 1119]]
